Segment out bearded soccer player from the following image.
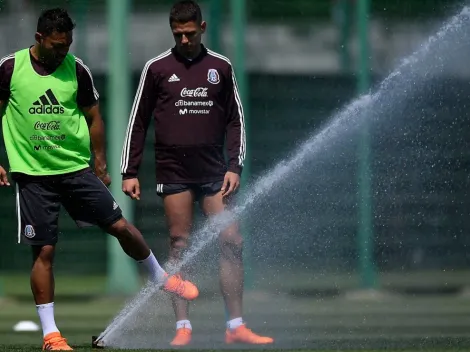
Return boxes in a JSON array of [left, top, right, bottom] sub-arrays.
[[0, 8, 198, 351], [121, 0, 273, 346]]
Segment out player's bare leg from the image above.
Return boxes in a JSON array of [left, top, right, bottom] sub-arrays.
[[163, 191, 195, 346], [201, 193, 243, 318], [31, 245, 55, 308], [31, 245, 73, 350], [201, 192, 274, 345], [103, 217, 198, 301]]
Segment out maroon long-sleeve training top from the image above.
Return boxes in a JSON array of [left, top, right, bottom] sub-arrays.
[[120, 45, 246, 184]]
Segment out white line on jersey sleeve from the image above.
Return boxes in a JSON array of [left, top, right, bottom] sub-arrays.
[[75, 57, 99, 100], [207, 49, 246, 167], [0, 53, 14, 68], [120, 49, 172, 174]]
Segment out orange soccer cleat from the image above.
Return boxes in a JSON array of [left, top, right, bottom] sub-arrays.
[[42, 332, 73, 350], [163, 273, 199, 301], [225, 324, 274, 345], [170, 327, 192, 346]]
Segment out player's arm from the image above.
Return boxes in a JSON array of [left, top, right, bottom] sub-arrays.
[[222, 64, 246, 197], [121, 63, 156, 200], [82, 103, 110, 185], [76, 59, 111, 186], [0, 100, 9, 186], [0, 57, 12, 186]]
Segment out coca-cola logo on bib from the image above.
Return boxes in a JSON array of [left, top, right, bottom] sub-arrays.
[[180, 87, 208, 98], [34, 121, 61, 131]]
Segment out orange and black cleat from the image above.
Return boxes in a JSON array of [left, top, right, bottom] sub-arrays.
[[163, 274, 199, 301], [43, 332, 73, 350], [170, 327, 192, 346], [225, 325, 274, 345]]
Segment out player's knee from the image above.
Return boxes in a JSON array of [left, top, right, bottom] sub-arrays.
[[169, 231, 189, 251], [220, 232, 243, 260], [105, 218, 133, 240], [220, 227, 243, 247]]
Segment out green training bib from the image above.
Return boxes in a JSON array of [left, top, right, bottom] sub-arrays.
[[2, 48, 91, 175]]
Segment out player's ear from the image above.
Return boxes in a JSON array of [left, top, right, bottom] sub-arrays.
[[35, 32, 43, 44], [200, 21, 206, 33]]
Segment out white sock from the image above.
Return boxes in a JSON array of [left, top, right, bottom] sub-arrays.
[[137, 251, 167, 284], [176, 320, 192, 330], [36, 302, 59, 337], [227, 317, 244, 330]]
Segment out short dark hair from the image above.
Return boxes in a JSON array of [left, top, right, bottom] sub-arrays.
[[37, 8, 75, 36], [169, 0, 202, 25]]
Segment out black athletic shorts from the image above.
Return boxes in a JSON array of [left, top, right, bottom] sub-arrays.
[[14, 167, 123, 246], [156, 180, 224, 200]]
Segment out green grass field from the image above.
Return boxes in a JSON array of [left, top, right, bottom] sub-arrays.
[[2, 295, 470, 351], [5, 346, 468, 352], [2, 273, 470, 351]]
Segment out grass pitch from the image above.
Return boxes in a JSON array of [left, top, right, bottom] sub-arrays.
[[2, 274, 470, 351], [2, 294, 470, 351], [4, 349, 469, 352]]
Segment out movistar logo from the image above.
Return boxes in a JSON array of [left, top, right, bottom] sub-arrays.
[[29, 89, 65, 115]]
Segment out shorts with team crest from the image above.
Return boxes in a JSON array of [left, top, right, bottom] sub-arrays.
[[14, 167, 122, 246]]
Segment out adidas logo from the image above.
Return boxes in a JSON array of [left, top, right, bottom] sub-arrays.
[[29, 89, 65, 115], [168, 74, 180, 82], [113, 201, 118, 210]]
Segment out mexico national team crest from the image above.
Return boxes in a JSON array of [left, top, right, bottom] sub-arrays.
[[24, 225, 36, 239], [207, 69, 220, 84]]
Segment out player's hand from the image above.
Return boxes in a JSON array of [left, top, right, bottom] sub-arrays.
[[221, 171, 240, 198], [94, 159, 111, 187], [122, 178, 141, 200], [0, 166, 10, 187]]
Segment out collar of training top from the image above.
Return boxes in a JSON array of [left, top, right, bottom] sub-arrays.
[[28, 45, 61, 74], [172, 44, 208, 64]]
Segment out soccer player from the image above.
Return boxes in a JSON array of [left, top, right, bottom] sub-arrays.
[[121, 0, 273, 346], [0, 8, 198, 351]]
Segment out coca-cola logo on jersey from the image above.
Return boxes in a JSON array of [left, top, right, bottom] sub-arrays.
[[34, 121, 61, 130], [180, 87, 208, 98]]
